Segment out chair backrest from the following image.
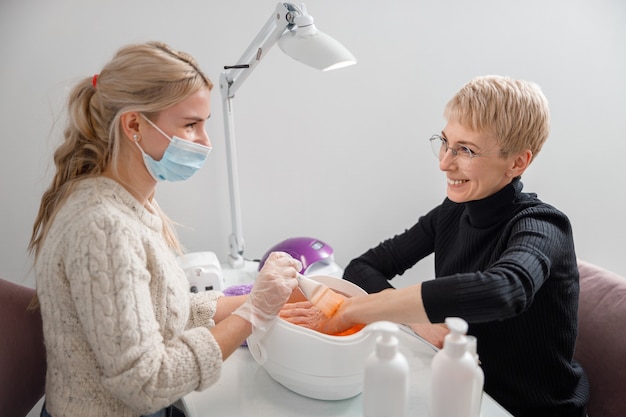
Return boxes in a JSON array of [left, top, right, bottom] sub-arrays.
[[0, 278, 46, 417], [575, 260, 626, 417]]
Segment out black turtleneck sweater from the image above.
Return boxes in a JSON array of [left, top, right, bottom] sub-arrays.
[[343, 178, 589, 417]]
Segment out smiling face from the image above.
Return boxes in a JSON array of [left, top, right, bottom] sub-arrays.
[[439, 121, 529, 203]]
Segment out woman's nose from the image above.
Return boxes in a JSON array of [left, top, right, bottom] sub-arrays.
[[439, 148, 457, 170], [199, 129, 212, 148]]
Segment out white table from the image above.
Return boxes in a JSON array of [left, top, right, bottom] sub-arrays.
[[181, 324, 512, 417]]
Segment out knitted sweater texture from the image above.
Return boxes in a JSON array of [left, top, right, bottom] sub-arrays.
[[35, 177, 223, 417], [343, 178, 589, 417]]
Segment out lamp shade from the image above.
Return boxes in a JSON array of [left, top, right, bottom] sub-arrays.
[[278, 13, 356, 71]]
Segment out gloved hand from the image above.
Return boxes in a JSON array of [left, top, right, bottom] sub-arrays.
[[233, 252, 301, 337], [280, 300, 353, 335]]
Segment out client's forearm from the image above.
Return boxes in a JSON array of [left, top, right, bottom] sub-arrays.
[[344, 284, 430, 325]]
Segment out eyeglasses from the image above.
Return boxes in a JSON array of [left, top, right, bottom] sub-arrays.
[[429, 134, 500, 167]]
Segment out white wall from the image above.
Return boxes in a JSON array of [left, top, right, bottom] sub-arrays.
[[1, 0, 625, 292]]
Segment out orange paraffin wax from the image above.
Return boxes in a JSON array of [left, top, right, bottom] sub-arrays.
[[309, 286, 346, 318], [282, 300, 366, 336], [333, 323, 366, 336]]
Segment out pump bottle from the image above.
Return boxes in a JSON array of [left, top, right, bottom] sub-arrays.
[[466, 335, 484, 417], [363, 321, 409, 417], [429, 317, 480, 417]]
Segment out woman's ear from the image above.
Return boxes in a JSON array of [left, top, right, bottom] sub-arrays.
[[120, 112, 141, 142], [510, 149, 533, 177]]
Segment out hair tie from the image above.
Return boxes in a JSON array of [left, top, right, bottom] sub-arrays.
[[92, 74, 99, 88]]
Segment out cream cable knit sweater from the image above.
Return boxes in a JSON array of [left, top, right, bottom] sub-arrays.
[[35, 177, 223, 417]]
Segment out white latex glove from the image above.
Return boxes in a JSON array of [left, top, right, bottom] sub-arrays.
[[233, 252, 301, 337]]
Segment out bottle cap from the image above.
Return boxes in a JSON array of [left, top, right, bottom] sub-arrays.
[[443, 317, 468, 357], [365, 321, 400, 359]]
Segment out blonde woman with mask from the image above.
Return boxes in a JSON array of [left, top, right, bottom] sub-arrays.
[[29, 41, 301, 417]]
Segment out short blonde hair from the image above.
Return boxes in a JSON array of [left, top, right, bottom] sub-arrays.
[[444, 75, 550, 161]]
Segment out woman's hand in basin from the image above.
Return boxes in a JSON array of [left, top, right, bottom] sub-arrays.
[[280, 300, 354, 335]]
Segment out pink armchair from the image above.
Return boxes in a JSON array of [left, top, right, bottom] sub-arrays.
[[0, 278, 46, 417], [575, 260, 626, 417]]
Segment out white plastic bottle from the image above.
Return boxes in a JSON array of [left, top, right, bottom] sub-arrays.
[[429, 317, 476, 417], [363, 321, 409, 417], [466, 335, 485, 417]]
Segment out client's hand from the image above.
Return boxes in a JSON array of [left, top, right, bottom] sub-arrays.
[[407, 322, 449, 349], [280, 300, 353, 335]]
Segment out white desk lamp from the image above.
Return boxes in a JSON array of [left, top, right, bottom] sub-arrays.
[[220, 2, 356, 268]]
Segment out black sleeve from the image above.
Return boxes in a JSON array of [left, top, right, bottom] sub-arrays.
[[343, 207, 439, 293], [422, 205, 576, 323]]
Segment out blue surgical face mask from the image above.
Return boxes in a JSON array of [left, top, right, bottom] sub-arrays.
[[136, 114, 212, 181]]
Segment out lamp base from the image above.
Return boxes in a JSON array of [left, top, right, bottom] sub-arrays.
[[227, 253, 246, 269], [222, 259, 261, 286]]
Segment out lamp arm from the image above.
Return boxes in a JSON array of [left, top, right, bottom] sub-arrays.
[[219, 2, 300, 267], [221, 3, 298, 98], [220, 88, 244, 267]]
